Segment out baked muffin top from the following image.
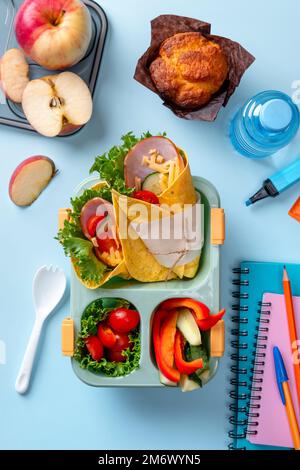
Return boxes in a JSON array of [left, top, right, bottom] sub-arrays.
[[150, 32, 229, 109]]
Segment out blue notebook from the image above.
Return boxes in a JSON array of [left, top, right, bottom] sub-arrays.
[[229, 261, 300, 450]]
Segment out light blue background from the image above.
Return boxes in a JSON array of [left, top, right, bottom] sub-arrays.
[[1, 0, 300, 450]]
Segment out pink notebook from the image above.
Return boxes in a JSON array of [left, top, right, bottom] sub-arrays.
[[248, 293, 300, 448]]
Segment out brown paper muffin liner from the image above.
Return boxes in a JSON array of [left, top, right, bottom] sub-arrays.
[[134, 14, 255, 121]]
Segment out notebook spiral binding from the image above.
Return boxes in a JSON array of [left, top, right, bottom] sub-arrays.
[[246, 300, 271, 439], [228, 267, 271, 450]]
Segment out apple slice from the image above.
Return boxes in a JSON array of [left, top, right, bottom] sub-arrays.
[[9, 156, 56, 206], [22, 71, 93, 137], [0, 48, 29, 103]]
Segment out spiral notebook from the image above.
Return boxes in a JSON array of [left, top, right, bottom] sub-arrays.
[[229, 261, 300, 450], [247, 293, 300, 447]]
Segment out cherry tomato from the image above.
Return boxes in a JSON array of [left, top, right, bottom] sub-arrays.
[[87, 214, 107, 238], [85, 336, 103, 361], [96, 236, 119, 254], [108, 308, 140, 333], [110, 333, 132, 352], [97, 323, 116, 349], [107, 349, 126, 363], [132, 190, 159, 205]]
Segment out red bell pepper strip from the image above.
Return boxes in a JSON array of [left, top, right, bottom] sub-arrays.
[[196, 309, 226, 331], [159, 310, 178, 367], [159, 298, 225, 331], [153, 309, 180, 383], [174, 331, 203, 374], [160, 298, 209, 320]]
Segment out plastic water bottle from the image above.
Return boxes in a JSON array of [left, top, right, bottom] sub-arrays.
[[230, 90, 300, 158]]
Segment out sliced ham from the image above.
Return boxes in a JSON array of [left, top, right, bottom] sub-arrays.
[[124, 136, 183, 188], [80, 197, 115, 240]]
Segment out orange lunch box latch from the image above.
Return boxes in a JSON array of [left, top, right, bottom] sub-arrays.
[[210, 320, 225, 358], [58, 208, 71, 230], [211, 208, 225, 245], [62, 317, 75, 357]]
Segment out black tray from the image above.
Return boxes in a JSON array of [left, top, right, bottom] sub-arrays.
[[0, 0, 107, 137]]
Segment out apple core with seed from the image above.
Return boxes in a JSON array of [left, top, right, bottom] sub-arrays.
[[22, 71, 93, 137]]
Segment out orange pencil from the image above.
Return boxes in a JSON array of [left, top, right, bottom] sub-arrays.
[[283, 266, 300, 409]]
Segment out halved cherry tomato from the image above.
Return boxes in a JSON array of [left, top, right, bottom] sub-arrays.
[[108, 308, 140, 333], [97, 323, 116, 349], [85, 336, 103, 361], [132, 190, 159, 205], [107, 349, 126, 363], [110, 333, 132, 352], [87, 214, 107, 238]]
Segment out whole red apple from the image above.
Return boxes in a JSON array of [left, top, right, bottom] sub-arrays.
[[14, 0, 92, 70]]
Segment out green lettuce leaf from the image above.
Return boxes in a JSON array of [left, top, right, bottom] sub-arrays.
[[63, 238, 107, 283]]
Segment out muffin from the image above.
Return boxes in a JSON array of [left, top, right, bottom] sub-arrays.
[[149, 32, 229, 109]]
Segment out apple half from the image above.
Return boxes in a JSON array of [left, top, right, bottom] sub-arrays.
[[9, 156, 56, 207], [22, 71, 93, 137], [0, 48, 29, 103]]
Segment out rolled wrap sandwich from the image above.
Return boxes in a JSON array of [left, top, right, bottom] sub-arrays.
[[57, 182, 130, 288], [90, 133, 204, 283]]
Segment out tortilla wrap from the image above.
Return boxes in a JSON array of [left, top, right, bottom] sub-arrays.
[[112, 151, 203, 281], [70, 182, 130, 288], [158, 150, 197, 207]]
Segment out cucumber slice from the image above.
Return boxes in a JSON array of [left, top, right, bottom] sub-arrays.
[[179, 374, 200, 392], [142, 172, 163, 195], [177, 308, 202, 346]]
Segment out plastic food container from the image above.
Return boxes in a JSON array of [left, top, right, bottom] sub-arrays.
[[68, 175, 225, 387], [0, 0, 107, 136]]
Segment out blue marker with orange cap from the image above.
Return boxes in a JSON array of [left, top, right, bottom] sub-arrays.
[[273, 346, 300, 450]]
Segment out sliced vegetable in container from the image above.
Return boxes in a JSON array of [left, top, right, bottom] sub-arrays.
[[152, 298, 225, 391]]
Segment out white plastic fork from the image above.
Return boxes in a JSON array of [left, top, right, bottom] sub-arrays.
[[15, 265, 66, 394]]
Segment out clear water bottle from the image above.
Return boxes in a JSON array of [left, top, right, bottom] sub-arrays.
[[230, 90, 300, 158]]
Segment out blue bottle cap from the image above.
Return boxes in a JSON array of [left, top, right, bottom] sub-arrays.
[[259, 99, 293, 131]]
